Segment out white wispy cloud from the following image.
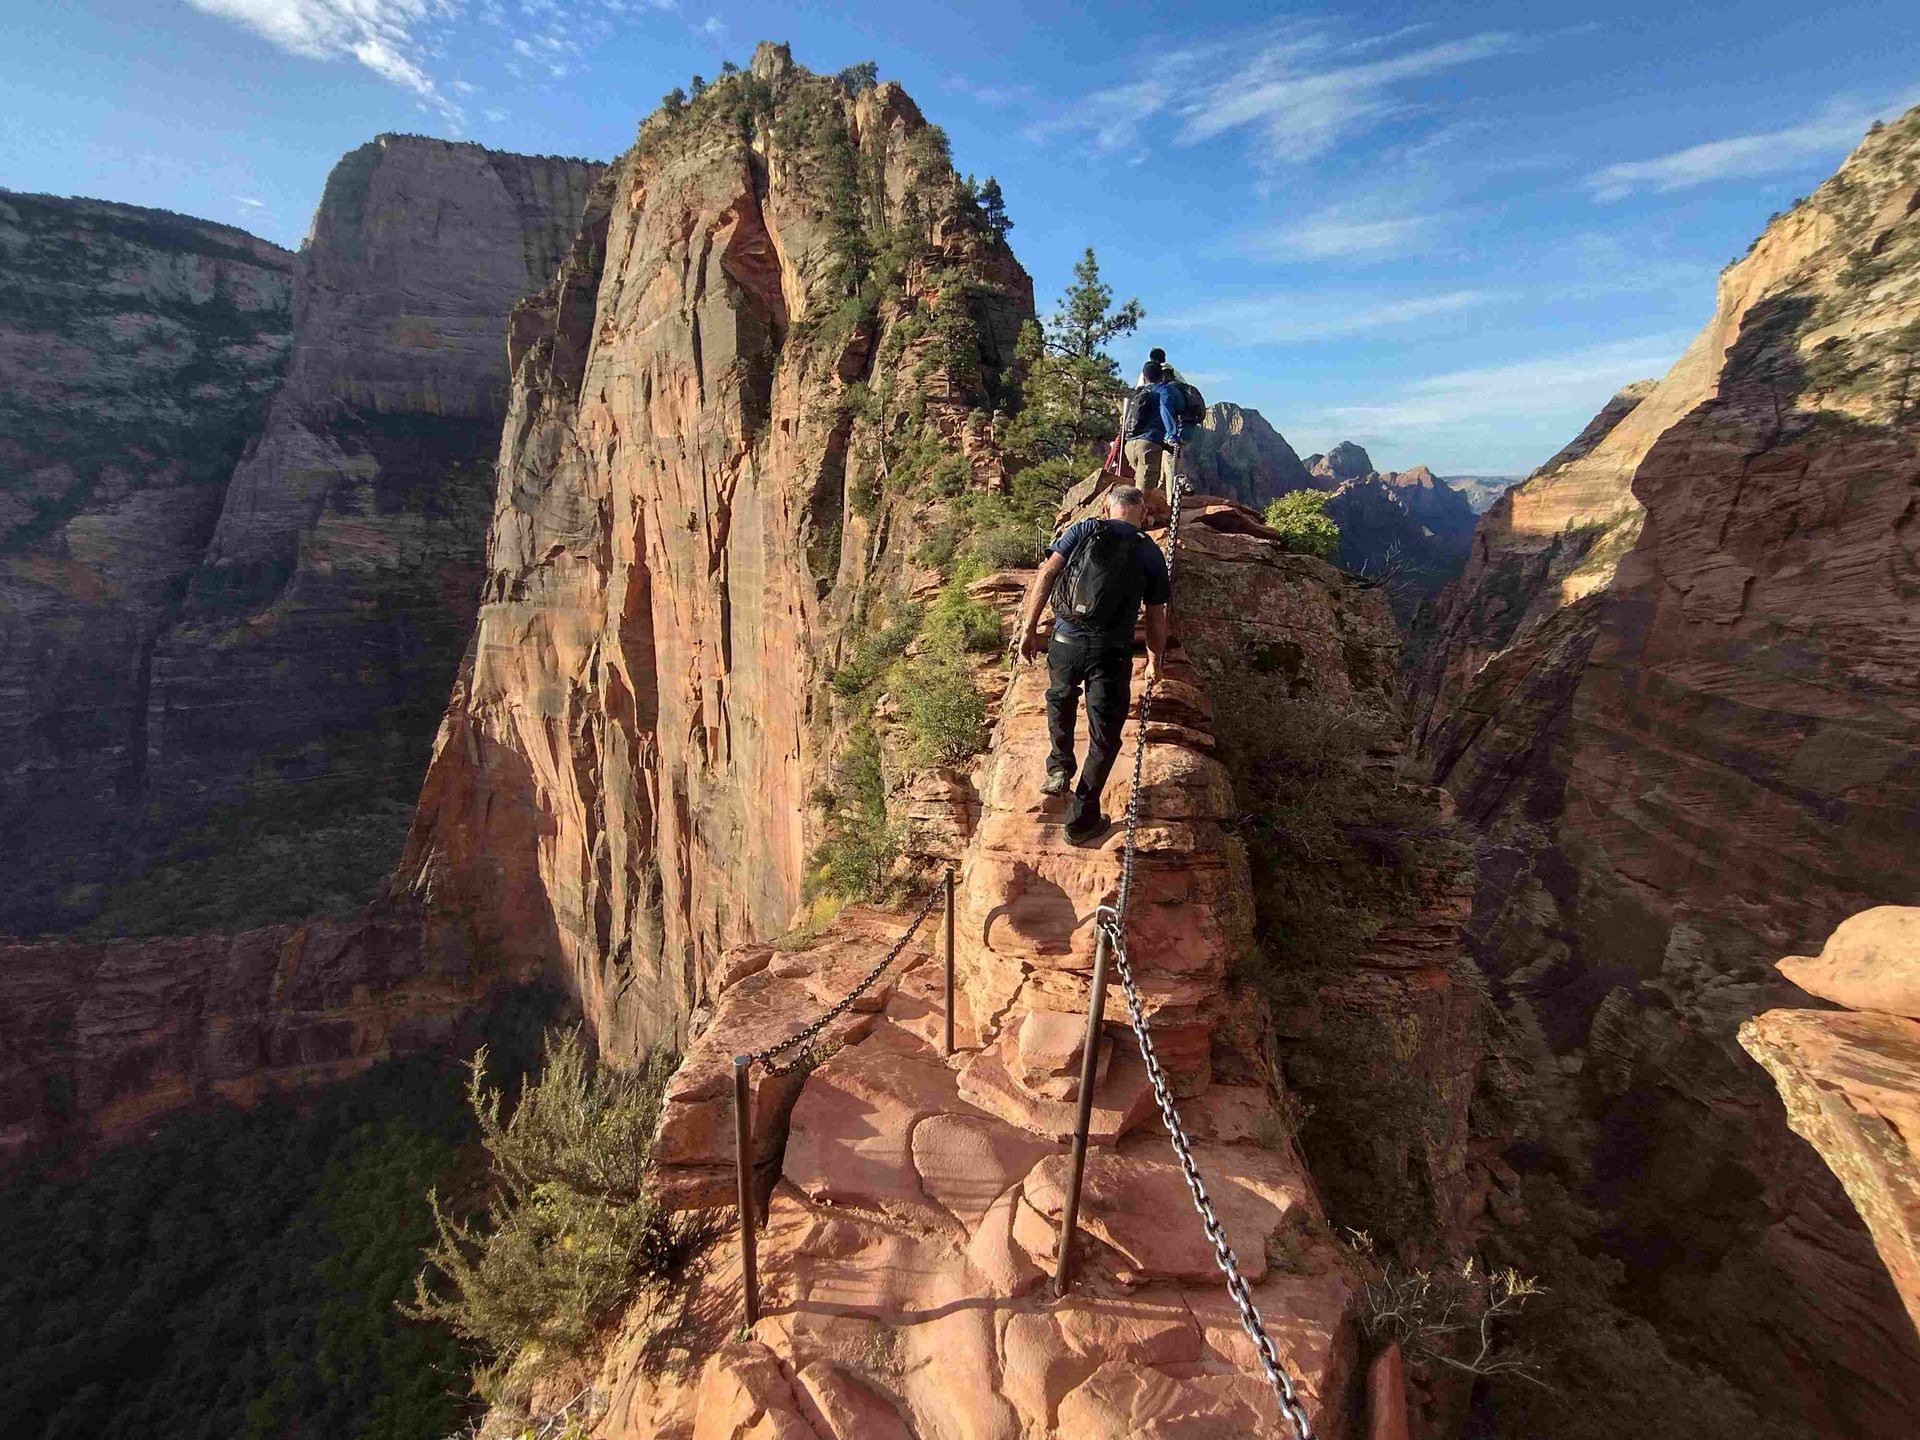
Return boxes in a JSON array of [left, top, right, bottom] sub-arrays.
[[234, 195, 266, 209], [1305, 335, 1686, 431], [185, 0, 464, 124], [1234, 212, 1436, 262], [694, 15, 725, 39], [1033, 22, 1523, 166], [1585, 98, 1914, 201], [1161, 288, 1494, 343]]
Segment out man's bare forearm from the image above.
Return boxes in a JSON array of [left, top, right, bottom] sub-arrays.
[[1018, 554, 1065, 645], [1144, 604, 1169, 671]]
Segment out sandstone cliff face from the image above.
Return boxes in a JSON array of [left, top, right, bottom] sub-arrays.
[[398, 49, 1033, 1065], [0, 195, 293, 932], [134, 139, 601, 921], [0, 900, 527, 1162], [1743, 908, 1920, 1341], [1180, 401, 1312, 505], [0, 143, 599, 938], [1412, 108, 1920, 1432]]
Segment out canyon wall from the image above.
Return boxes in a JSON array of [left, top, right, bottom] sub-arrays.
[[1180, 400, 1312, 504], [0, 195, 294, 932], [397, 47, 1034, 1065], [1413, 108, 1920, 1433], [0, 140, 599, 938], [135, 138, 602, 929]]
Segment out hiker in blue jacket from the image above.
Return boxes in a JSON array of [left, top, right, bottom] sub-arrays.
[[1012, 484, 1169, 844], [1123, 355, 1186, 496]]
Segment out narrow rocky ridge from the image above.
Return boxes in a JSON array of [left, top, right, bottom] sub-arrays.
[[619, 498, 1418, 1438]]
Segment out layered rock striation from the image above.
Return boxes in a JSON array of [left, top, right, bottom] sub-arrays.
[[397, 47, 1034, 1064], [0, 194, 294, 931], [1411, 107, 1920, 1431], [1743, 908, 1920, 1340]]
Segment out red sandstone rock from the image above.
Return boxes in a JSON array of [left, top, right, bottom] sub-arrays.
[[1777, 907, 1920, 1019], [1409, 108, 1920, 1428]]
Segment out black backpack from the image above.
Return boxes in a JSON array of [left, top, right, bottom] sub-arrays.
[[1054, 521, 1143, 637], [1175, 380, 1207, 425], [1122, 381, 1207, 438]]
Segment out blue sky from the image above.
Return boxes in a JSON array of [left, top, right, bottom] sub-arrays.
[[4, 2, 1916, 473]]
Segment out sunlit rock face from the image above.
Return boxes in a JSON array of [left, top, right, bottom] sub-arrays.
[[1744, 907, 1920, 1343], [397, 47, 1034, 1064], [1411, 107, 1920, 1432]]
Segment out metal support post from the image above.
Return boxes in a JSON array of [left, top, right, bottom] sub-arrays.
[[731, 1053, 760, 1328], [1053, 923, 1114, 1296], [943, 867, 957, 1056]]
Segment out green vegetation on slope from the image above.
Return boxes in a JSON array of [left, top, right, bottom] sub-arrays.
[[410, 1031, 720, 1403], [0, 990, 561, 1440]]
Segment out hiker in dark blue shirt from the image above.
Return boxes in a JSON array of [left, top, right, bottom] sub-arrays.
[[1013, 484, 1170, 843], [1124, 355, 1187, 495]]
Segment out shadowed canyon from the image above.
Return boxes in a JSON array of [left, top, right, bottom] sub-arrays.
[[3, 41, 1919, 1440]]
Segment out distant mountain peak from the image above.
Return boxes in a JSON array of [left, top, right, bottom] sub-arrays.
[[1310, 440, 1374, 480]]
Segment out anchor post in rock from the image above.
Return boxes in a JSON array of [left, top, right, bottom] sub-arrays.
[[943, 866, 957, 1056], [1054, 921, 1114, 1296], [731, 1053, 760, 1327]]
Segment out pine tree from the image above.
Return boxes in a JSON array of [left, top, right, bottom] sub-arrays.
[[979, 177, 1011, 237], [661, 87, 687, 115], [1003, 249, 1145, 470], [689, 74, 707, 98]]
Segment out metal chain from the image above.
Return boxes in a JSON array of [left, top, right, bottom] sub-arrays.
[[745, 881, 944, 1076], [1097, 910, 1314, 1440], [1114, 457, 1189, 919], [1100, 451, 1315, 1440]]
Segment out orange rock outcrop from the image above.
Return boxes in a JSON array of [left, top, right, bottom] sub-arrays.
[[397, 45, 1033, 1065], [1743, 907, 1920, 1340]]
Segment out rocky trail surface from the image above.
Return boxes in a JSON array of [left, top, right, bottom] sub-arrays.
[[610, 500, 1365, 1439]]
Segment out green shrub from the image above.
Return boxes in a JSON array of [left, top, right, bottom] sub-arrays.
[[808, 727, 903, 903], [966, 522, 1045, 572], [829, 601, 921, 697], [897, 657, 988, 765], [1263, 490, 1341, 560], [923, 579, 1001, 654], [409, 1032, 718, 1398]]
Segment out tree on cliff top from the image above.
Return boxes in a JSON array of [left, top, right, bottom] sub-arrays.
[[1003, 246, 1142, 469]]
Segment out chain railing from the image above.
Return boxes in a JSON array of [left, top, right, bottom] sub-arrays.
[[731, 867, 955, 1326], [1055, 456, 1317, 1440], [722, 453, 1320, 1436]]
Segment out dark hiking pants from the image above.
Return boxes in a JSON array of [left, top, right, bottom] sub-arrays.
[[1045, 633, 1133, 829]]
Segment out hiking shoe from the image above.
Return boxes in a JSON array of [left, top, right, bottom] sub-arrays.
[[1064, 811, 1112, 845], [1040, 769, 1070, 797]]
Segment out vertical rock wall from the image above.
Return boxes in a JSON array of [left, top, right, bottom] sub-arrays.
[[137, 138, 602, 911], [0, 196, 294, 931], [399, 48, 1034, 1062], [1411, 108, 1920, 1431]]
